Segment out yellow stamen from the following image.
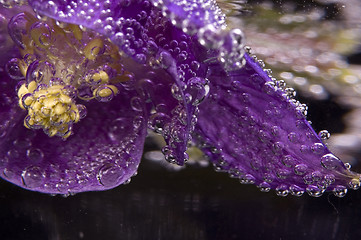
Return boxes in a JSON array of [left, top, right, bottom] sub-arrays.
[[68, 24, 83, 41], [17, 82, 82, 139], [84, 38, 103, 60]]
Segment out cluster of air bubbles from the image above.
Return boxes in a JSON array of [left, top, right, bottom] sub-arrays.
[[246, 46, 310, 118], [198, 25, 246, 71], [156, 0, 226, 34], [218, 29, 246, 71], [5, 11, 134, 138], [0, 0, 26, 8]]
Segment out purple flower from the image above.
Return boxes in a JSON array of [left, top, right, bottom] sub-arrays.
[[0, 0, 359, 197]]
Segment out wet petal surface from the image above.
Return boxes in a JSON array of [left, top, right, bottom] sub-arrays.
[[195, 54, 360, 197], [0, 70, 147, 194], [27, 0, 218, 164]]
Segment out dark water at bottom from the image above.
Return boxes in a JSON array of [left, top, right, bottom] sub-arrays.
[[1, 159, 361, 240]]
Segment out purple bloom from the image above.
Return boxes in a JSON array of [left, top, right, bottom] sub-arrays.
[[0, 0, 359, 197]]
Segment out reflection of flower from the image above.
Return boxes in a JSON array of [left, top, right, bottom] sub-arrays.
[[0, 0, 360, 197]]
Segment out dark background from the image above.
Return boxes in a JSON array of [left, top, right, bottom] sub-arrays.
[[1, 158, 361, 240]]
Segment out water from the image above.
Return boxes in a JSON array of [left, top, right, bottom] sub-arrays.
[[1, 0, 361, 239], [1, 161, 361, 240]]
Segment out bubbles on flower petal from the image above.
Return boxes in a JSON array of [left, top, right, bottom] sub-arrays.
[[306, 185, 324, 197], [294, 164, 308, 175], [108, 117, 134, 142], [76, 104, 87, 119], [97, 164, 125, 187], [333, 185, 347, 198], [240, 174, 256, 184], [148, 113, 171, 134], [95, 85, 117, 102], [22, 166, 45, 188], [320, 153, 340, 170], [26, 148, 44, 162], [347, 179, 360, 191], [257, 182, 271, 192], [281, 155, 296, 168], [26, 60, 55, 84], [7, 12, 29, 49], [289, 185, 304, 196], [5, 58, 25, 80], [276, 184, 289, 197]]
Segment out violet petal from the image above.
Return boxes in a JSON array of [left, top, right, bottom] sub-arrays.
[[27, 0, 216, 165], [195, 54, 360, 196], [0, 68, 148, 194]]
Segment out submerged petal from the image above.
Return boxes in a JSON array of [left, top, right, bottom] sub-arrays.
[[195, 53, 360, 197], [0, 67, 147, 194], [27, 0, 220, 165], [1, 0, 358, 198]]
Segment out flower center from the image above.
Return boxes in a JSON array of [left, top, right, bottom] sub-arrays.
[[6, 12, 134, 139]]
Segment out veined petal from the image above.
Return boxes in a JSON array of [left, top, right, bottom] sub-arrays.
[[0, 68, 147, 194], [195, 53, 360, 197]]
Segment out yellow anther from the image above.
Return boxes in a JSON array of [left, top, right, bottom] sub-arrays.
[[68, 24, 83, 41], [90, 70, 109, 84], [98, 88, 113, 98], [22, 95, 34, 106], [93, 84, 119, 99], [28, 81, 38, 92], [17, 84, 29, 98], [30, 27, 51, 49], [84, 38, 103, 60], [17, 82, 82, 139], [54, 103, 66, 115], [63, 131, 72, 139], [43, 96, 57, 108], [107, 85, 119, 95], [18, 99, 25, 110], [18, 60, 28, 77], [48, 127, 58, 137], [59, 94, 72, 104], [70, 110, 79, 122]]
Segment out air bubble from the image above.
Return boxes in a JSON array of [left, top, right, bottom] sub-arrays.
[[97, 164, 125, 187], [311, 143, 325, 154], [276, 185, 289, 197], [258, 182, 271, 192], [130, 97, 143, 112], [171, 84, 183, 101], [318, 130, 330, 140], [5, 58, 25, 80], [320, 153, 339, 170], [276, 169, 291, 179], [26, 148, 44, 162], [306, 185, 324, 197], [333, 185, 347, 198], [294, 164, 308, 175], [289, 185, 304, 196], [281, 155, 295, 168], [162, 146, 176, 164], [148, 113, 170, 134], [95, 85, 116, 102], [303, 173, 313, 185], [7, 12, 28, 49], [22, 166, 45, 188], [240, 174, 255, 184]]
